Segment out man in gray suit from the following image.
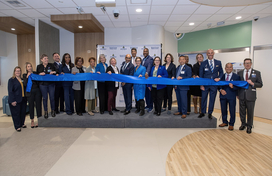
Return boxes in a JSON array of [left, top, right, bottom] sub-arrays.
[[238, 58, 263, 134]]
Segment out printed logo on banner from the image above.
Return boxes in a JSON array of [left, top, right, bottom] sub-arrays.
[[100, 46, 106, 50], [120, 55, 126, 58], [111, 54, 116, 58], [151, 47, 159, 49], [120, 46, 127, 50], [109, 47, 117, 50]]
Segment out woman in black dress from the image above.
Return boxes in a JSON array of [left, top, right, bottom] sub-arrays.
[[191, 53, 204, 114]]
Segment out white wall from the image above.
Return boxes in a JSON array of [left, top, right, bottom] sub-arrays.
[[0, 31, 18, 107], [251, 16, 272, 47], [60, 28, 75, 62], [105, 28, 132, 45]]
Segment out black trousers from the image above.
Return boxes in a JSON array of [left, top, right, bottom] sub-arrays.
[[187, 89, 191, 112], [98, 82, 108, 112], [55, 86, 64, 111], [9, 97, 27, 129], [239, 99, 255, 127], [151, 87, 165, 113], [163, 85, 173, 110], [27, 88, 42, 119], [74, 89, 86, 114]]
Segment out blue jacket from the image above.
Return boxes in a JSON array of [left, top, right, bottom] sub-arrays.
[[199, 59, 223, 80], [8, 77, 24, 104], [120, 61, 134, 87], [141, 55, 153, 74], [219, 73, 240, 100], [59, 64, 74, 87], [147, 65, 168, 90], [133, 65, 146, 101], [95, 62, 108, 82], [175, 64, 192, 91]]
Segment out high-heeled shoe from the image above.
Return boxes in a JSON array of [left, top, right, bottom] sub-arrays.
[[22, 125, 27, 128], [16, 128, 21, 132]]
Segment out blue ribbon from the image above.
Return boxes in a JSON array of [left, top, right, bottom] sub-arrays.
[[26, 73, 249, 92]]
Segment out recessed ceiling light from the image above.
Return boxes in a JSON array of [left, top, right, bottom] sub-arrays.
[[136, 9, 142, 12], [189, 23, 194, 26], [236, 16, 242, 20], [11, 28, 15, 31], [78, 26, 83, 28]]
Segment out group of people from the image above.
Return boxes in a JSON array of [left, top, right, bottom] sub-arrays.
[[8, 48, 262, 134]]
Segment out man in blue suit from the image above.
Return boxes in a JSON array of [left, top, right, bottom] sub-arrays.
[[199, 49, 223, 119], [174, 56, 192, 118], [218, 63, 240, 130], [120, 54, 134, 115], [142, 48, 154, 112]]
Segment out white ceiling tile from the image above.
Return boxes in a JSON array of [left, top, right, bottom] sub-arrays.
[[0, 2, 13, 9], [46, 0, 77, 8], [115, 0, 126, 6], [197, 21, 215, 27], [58, 7, 80, 14], [223, 20, 239, 26], [165, 21, 183, 26], [129, 14, 149, 22], [0, 12, 7, 16], [113, 21, 131, 27], [19, 9, 46, 18], [150, 6, 174, 15], [152, 0, 178, 5], [106, 6, 128, 15], [187, 14, 211, 21], [182, 22, 201, 27], [36, 8, 63, 17], [22, 0, 54, 8], [177, 0, 197, 5], [164, 28, 178, 33], [168, 14, 190, 21], [148, 21, 166, 26], [238, 4, 270, 14], [82, 7, 106, 15], [72, 0, 96, 7], [149, 14, 169, 21], [94, 15, 111, 22], [216, 6, 246, 14], [18, 17, 35, 26], [178, 26, 195, 30], [192, 26, 209, 31], [242, 13, 272, 21], [176, 29, 191, 33], [194, 5, 222, 15], [131, 21, 148, 27], [1, 9, 28, 18], [172, 5, 200, 14], [258, 5, 272, 14], [99, 21, 115, 28], [164, 26, 179, 31], [127, 6, 150, 14], [227, 14, 252, 21], [109, 14, 130, 21], [206, 14, 232, 22], [126, 0, 151, 6]]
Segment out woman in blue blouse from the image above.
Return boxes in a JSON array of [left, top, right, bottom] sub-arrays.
[[147, 56, 168, 116], [96, 54, 108, 114]]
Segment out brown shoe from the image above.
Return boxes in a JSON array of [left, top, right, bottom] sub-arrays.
[[228, 126, 234, 131], [174, 112, 182, 115], [219, 123, 228, 127], [181, 115, 186, 119]]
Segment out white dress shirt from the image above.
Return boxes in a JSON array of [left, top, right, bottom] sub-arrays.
[[65, 63, 70, 70], [225, 72, 233, 81], [208, 59, 214, 68], [111, 65, 119, 87]]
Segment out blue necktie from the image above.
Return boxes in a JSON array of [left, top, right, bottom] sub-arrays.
[[176, 66, 181, 78], [210, 60, 213, 72]]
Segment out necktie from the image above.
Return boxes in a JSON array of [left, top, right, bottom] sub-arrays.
[[226, 74, 229, 81], [123, 63, 127, 72], [246, 70, 249, 81], [210, 60, 213, 72]]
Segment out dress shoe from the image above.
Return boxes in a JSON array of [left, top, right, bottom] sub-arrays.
[[67, 112, 73, 115], [239, 125, 246, 130], [109, 111, 113, 115], [181, 114, 187, 119], [208, 114, 213, 119], [124, 111, 130, 115], [100, 111, 104, 114], [16, 128, 21, 132], [187, 112, 190, 115], [153, 111, 158, 115], [147, 108, 153, 113], [88, 111, 94, 116], [22, 125, 27, 128], [219, 123, 228, 127], [44, 111, 48, 119], [51, 110, 56, 117], [156, 113, 161, 116], [174, 112, 182, 115], [112, 108, 120, 112], [120, 109, 126, 113], [77, 113, 83, 116], [228, 126, 234, 131], [167, 110, 171, 115], [198, 113, 205, 118], [246, 126, 252, 134], [135, 109, 140, 113], [56, 110, 60, 114], [162, 108, 166, 112]]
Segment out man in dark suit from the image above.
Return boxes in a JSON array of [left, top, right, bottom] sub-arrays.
[[218, 63, 240, 130], [53, 52, 64, 114], [142, 48, 154, 113], [199, 49, 223, 119], [120, 54, 134, 115], [238, 58, 263, 134]]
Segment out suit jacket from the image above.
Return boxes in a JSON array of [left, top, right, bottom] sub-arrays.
[[142, 55, 153, 74], [147, 65, 168, 90], [23, 72, 39, 97], [219, 73, 240, 100], [175, 64, 192, 91], [199, 59, 223, 80], [36, 63, 58, 85], [59, 64, 74, 87], [8, 77, 24, 103], [106, 65, 119, 91], [238, 69, 263, 101], [54, 62, 62, 87], [95, 62, 108, 82], [120, 61, 134, 76], [163, 62, 176, 78]]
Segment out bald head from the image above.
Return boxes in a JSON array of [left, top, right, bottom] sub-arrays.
[[207, 49, 214, 60], [125, 54, 132, 63]]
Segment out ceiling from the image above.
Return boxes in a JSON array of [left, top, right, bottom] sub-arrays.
[[0, 17, 34, 34], [0, 0, 272, 34]]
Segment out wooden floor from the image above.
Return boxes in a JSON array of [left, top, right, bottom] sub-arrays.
[[166, 129, 272, 176]]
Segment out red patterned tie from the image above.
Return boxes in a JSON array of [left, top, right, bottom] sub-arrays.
[[246, 70, 249, 81]]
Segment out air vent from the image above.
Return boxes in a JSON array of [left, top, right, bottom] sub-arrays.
[[6, 0, 26, 7]]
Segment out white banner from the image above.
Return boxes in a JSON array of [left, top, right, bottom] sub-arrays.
[[97, 44, 162, 107]]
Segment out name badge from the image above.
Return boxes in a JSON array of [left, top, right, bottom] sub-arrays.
[[205, 68, 209, 71], [180, 71, 185, 74], [251, 74, 256, 78]]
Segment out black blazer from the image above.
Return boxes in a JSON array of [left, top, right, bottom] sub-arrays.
[[23, 72, 39, 97], [163, 62, 176, 78], [106, 66, 119, 91], [54, 62, 62, 87], [36, 63, 58, 85], [192, 62, 200, 76], [8, 77, 24, 103]]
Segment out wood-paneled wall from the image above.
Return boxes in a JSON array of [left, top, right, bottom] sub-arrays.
[[17, 34, 36, 72], [74, 33, 104, 67]]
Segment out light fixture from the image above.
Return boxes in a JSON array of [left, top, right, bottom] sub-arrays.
[[78, 26, 83, 28], [189, 23, 194, 26], [136, 9, 142, 12], [11, 28, 15, 31], [236, 16, 242, 20], [245, 47, 250, 51]]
